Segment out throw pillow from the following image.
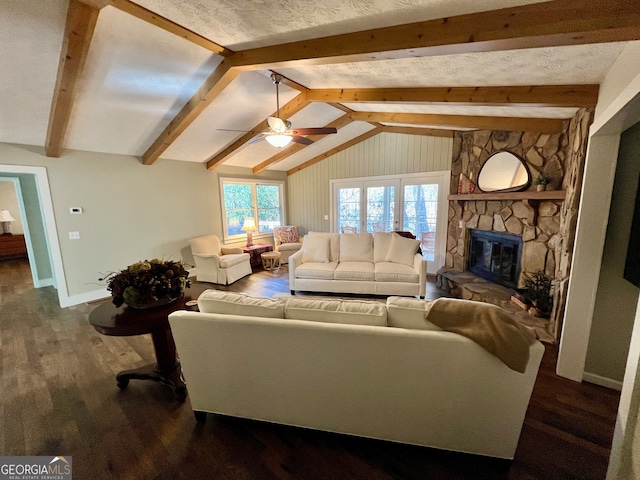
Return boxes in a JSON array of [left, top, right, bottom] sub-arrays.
[[339, 233, 374, 262], [302, 234, 330, 263], [277, 226, 299, 244], [373, 232, 393, 263], [384, 233, 420, 266]]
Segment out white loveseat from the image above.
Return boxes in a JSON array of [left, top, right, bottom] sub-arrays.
[[289, 231, 427, 297], [169, 290, 544, 460]]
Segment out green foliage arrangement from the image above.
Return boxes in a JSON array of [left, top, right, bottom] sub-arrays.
[[534, 174, 550, 186], [524, 270, 553, 317], [101, 259, 190, 308]]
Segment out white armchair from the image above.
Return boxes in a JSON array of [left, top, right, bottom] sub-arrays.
[[273, 226, 302, 264], [189, 235, 252, 285]]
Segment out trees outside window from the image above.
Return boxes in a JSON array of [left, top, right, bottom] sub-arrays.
[[221, 179, 284, 242]]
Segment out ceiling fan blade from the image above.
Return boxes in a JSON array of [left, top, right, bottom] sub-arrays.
[[290, 127, 338, 136], [267, 116, 287, 132], [291, 135, 314, 145]]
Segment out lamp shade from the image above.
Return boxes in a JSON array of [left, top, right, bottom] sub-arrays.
[[265, 134, 292, 148], [241, 217, 257, 232], [0, 209, 15, 222]]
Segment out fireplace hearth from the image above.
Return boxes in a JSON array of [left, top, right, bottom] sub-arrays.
[[468, 230, 522, 289]]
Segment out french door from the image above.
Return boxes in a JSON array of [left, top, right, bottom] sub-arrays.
[[331, 172, 449, 273]]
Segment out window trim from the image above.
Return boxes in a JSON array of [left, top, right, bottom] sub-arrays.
[[219, 177, 286, 244]]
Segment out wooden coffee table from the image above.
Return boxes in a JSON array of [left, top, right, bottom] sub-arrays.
[[88, 284, 208, 402]]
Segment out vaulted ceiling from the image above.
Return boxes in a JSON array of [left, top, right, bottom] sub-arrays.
[[2, 0, 639, 174]]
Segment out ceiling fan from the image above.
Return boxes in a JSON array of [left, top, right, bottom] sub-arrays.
[[219, 73, 338, 148]]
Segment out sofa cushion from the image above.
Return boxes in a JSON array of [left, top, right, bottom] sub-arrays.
[[295, 262, 338, 280], [284, 297, 387, 326], [302, 234, 330, 263], [334, 262, 375, 281], [339, 233, 373, 262], [374, 262, 420, 283], [197, 289, 285, 318], [307, 232, 340, 262], [385, 233, 421, 266], [386, 296, 441, 330], [373, 232, 393, 263]]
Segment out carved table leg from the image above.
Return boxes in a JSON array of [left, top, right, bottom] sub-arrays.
[[115, 327, 187, 402]]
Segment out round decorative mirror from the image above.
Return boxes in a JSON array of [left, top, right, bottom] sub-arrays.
[[477, 151, 531, 193]]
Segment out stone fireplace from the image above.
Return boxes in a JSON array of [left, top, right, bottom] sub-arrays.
[[438, 108, 593, 341]]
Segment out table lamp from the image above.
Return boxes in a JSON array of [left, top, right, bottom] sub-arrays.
[[241, 217, 258, 247], [0, 209, 15, 235]]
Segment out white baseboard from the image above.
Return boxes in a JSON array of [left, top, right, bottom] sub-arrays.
[[582, 372, 623, 391], [59, 287, 109, 308]]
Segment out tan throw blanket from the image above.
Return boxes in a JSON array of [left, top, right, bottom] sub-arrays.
[[426, 298, 538, 373]]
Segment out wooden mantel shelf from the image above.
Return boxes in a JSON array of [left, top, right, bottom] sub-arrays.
[[448, 190, 566, 201], [448, 190, 566, 226]]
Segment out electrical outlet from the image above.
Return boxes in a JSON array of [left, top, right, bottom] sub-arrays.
[[69, 231, 80, 240]]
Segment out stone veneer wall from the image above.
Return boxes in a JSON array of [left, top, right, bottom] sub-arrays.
[[446, 109, 593, 339]]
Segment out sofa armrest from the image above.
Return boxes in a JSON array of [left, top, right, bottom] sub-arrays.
[[194, 253, 222, 262], [221, 246, 243, 255], [289, 249, 304, 292], [413, 253, 428, 298]]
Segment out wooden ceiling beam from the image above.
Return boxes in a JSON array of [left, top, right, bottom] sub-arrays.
[[287, 127, 383, 176], [45, 0, 100, 157], [252, 114, 355, 174], [306, 85, 600, 108], [206, 93, 311, 170], [232, 0, 640, 70], [350, 112, 565, 133], [142, 59, 240, 165], [380, 126, 454, 138]]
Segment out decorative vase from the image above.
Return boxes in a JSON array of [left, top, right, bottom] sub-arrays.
[[536, 184, 545, 192]]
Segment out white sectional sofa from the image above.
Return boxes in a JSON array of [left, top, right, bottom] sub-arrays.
[[169, 290, 544, 460], [289, 231, 427, 297]]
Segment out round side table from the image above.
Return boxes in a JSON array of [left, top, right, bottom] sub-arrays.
[[261, 251, 281, 270]]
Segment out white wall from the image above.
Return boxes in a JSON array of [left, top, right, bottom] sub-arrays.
[[0, 142, 285, 304], [585, 122, 640, 386]]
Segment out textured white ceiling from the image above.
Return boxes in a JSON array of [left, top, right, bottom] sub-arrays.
[[280, 43, 626, 89], [66, 6, 220, 156], [0, 0, 633, 172], [0, 0, 67, 147]]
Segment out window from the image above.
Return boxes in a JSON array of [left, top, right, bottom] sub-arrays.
[[220, 179, 285, 242]]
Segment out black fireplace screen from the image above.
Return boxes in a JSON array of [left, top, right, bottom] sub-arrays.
[[468, 230, 522, 289]]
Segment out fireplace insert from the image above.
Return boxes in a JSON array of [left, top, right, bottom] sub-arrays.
[[468, 230, 522, 289]]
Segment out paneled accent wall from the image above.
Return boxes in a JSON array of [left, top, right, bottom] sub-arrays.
[[287, 132, 453, 232]]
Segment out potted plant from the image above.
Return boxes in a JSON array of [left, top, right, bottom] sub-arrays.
[[534, 174, 551, 192], [523, 270, 553, 317]]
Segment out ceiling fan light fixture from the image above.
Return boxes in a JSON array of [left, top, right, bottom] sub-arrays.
[[266, 133, 292, 148]]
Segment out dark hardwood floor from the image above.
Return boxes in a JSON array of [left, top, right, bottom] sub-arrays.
[[1, 259, 620, 479]]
